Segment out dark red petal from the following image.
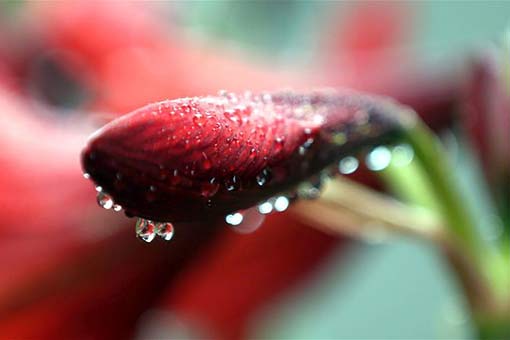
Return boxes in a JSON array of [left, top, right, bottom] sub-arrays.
[[82, 90, 409, 222]]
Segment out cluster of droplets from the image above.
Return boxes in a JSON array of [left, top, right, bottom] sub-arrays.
[[135, 218, 174, 243], [337, 143, 414, 175], [224, 143, 415, 230], [84, 142, 414, 241], [94, 185, 122, 212], [225, 194, 291, 227]]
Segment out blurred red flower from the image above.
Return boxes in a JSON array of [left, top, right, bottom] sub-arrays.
[[2, 2, 504, 339]]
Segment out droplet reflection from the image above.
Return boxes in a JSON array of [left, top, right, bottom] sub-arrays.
[[225, 212, 244, 226], [338, 156, 359, 174], [366, 146, 392, 171]]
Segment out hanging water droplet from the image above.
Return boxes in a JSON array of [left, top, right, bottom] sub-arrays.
[[201, 178, 220, 198], [156, 222, 175, 241], [224, 175, 240, 191], [113, 204, 122, 212], [95, 185, 103, 192], [135, 218, 156, 243], [299, 137, 314, 155], [338, 156, 359, 175], [297, 180, 322, 200], [83, 173, 91, 179], [366, 146, 392, 171], [256, 167, 271, 186], [96, 192, 114, 209], [273, 196, 290, 212], [258, 201, 273, 214], [206, 199, 213, 208], [225, 212, 244, 226]]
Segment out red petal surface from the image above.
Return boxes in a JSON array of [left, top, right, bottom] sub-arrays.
[[82, 90, 408, 222]]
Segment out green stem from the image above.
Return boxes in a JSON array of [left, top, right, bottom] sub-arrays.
[[403, 122, 484, 256], [401, 121, 510, 336]]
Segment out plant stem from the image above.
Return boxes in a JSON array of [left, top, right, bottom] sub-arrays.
[[403, 122, 484, 256], [402, 120, 510, 335], [291, 177, 443, 242]]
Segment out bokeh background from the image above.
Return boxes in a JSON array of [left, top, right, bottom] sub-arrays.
[[0, 1, 508, 339]]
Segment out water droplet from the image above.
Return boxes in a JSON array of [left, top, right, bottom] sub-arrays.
[[95, 185, 103, 192], [202, 152, 212, 170], [366, 146, 392, 171], [83, 173, 90, 179], [338, 156, 359, 175], [258, 201, 273, 214], [200, 178, 220, 197], [224, 175, 240, 191], [256, 168, 271, 186], [224, 109, 243, 125], [225, 212, 244, 226], [135, 218, 156, 243], [297, 180, 322, 200], [193, 113, 206, 127], [149, 185, 157, 192], [113, 204, 122, 212], [156, 222, 174, 241], [392, 144, 414, 167], [299, 137, 314, 155], [273, 196, 290, 212], [96, 192, 114, 209], [274, 137, 285, 152]]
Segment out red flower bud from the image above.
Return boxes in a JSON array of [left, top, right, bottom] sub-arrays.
[[82, 90, 409, 223]]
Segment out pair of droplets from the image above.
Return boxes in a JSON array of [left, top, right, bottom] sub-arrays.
[[89, 143, 414, 243]]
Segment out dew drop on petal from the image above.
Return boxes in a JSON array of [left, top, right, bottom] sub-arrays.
[[274, 196, 290, 212], [256, 167, 271, 186], [366, 146, 392, 171], [338, 156, 359, 175], [156, 222, 174, 241], [224, 175, 240, 191], [113, 204, 122, 212], [206, 199, 213, 208], [95, 185, 103, 192], [225, 212, 244, 226], [200, 178, 220, 198], [299, 138, 314, 156], [202, 157, 212, 170], [83, 173, 91, 179], [258, 201, 273, 214], [135, 218, 156, 243], [193, 113, 206, 127], [274, 137, 285, 152], [96, 192, 114, 209]]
